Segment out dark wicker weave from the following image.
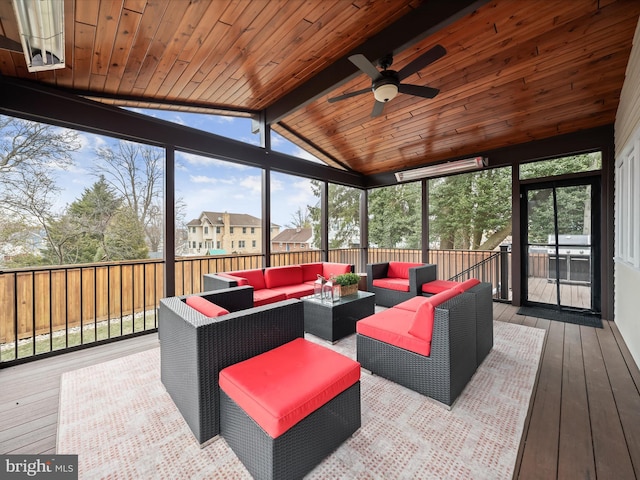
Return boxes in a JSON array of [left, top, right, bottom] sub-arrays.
[[465, 282, 494, 366], [357, 293, 476, 407], [203, 272, 242, 290], [159, 287, 304, 445], [302, 291, 375, 342], [366, 262, 437, 307], [220, 382, 361, 480]]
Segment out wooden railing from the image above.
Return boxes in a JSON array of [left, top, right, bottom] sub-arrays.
[[0, 247, 516, 365]]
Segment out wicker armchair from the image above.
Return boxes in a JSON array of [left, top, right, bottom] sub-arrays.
[[366, 262, 437, 307], [357, 292, 477, 407], [159, 286, 304, 445]]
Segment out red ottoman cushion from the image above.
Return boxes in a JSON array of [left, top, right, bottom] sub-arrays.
[[219, 338, 360, 438]]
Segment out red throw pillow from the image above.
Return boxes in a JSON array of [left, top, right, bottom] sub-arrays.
[[185, 296, 229, 317]]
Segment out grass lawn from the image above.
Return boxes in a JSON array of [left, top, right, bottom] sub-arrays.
[[1, 311, 158, 362]]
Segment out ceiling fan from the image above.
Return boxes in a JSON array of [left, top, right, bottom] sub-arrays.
[[328, 44, 446, 118]]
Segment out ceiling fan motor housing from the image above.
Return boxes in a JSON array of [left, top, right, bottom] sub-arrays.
[[373, 71, 400, 102]]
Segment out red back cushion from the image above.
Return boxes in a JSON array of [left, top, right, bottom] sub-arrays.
[[421, 279, 460, 295], [264, 265, 303, 288], [408, 288, 461, 341], [322, 263, 352, 278], [408, 300, 435, 342], [387, 262, 424, 279], [185, 296, 229, 317], [300, 263, 323, 282], [232, 269, 266, 290], [459, 278, 481, 291]]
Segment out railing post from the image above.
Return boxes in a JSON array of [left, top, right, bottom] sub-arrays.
[[500, 244, 510, 300]]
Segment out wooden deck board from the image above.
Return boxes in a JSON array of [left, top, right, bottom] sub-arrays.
[[1, 306, 639, 480], [557, 323, 595, 479]]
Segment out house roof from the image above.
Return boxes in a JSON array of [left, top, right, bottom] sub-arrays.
[[188, 211, 279, 228], [271, 227, 313, 243], [0, 0, 637, 177]]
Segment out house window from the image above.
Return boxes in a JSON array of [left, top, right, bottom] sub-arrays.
[[239, 240, 245, 248], [216, 241, 221, 249], [230, 227, 234, 234], [616, 134, 640, 268], [231, 241, 234, 248], [251, 227, 255, 234], [204, 226, 208, 234], [252, 240, 256, 248], [190, 227, 196, 233], [216, 226, 221, 234], [242, 227, 247, 234]]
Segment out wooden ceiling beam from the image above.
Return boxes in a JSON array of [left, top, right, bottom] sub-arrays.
[[264, 0, 490, 125]]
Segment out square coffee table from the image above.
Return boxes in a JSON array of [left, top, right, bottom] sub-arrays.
[[301, 291, 375, 343]]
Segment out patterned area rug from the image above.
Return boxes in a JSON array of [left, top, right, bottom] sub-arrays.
[[57, 321, 545, 479]]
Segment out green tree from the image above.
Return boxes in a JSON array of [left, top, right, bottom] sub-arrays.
[[328, 184, 361, 248], [368, 183, 422, 248], [92, 141, 163, 252], [103, 207, 149, 260]]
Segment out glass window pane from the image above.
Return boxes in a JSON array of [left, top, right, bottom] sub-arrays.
[[270, 172, 320, 262], [176, 151, 262, 256], [519, 152, 601, 180]]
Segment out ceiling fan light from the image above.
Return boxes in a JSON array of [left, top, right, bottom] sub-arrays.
[[374, 83, 398, 103]]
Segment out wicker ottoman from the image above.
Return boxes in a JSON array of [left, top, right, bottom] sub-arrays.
[[219, 338, 361, 480]]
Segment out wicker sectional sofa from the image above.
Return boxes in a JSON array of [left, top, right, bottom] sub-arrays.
[[204, 262, 353, 306], [356, 279, 490, 407]]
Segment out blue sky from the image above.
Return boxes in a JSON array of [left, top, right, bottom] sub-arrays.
[[55, 109, 322, 228]]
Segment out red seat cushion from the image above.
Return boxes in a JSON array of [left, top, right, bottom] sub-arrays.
[[219, 338, 360, 438], [253, 289, 287, 306], [185, 296, 229, 317], [269, 284, 314, 299], [387, 262, 424, 279], [357, 308, 431, 356], [421, 279, 460, 295], [372, 277, 410, 292], [395, 296, 429, 312]]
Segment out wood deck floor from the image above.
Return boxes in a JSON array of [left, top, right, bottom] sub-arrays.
[[1, 304, 639, 479]]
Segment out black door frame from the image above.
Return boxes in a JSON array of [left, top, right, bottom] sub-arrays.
[[520, 174, 601, 314]]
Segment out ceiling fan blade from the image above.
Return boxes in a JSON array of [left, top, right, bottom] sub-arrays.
[[371, 100, 386, 118], [398, 84, 440, 99], [328, 87, 371, 103], [348, 54, 382, 80], [397, 44, 446, 81]]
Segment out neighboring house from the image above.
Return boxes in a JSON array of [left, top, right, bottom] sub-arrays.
[[271, 227, 314, 253], [186, 211, 280, 255]]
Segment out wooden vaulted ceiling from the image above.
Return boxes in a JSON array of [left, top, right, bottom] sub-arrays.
[[0, 0, 638, 177]]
